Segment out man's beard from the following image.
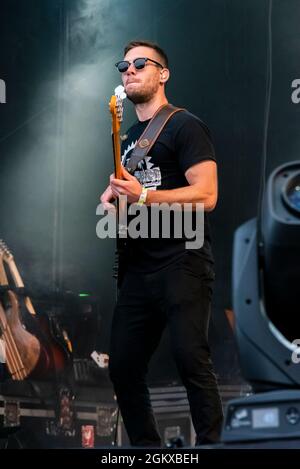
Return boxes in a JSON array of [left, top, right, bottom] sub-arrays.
[[127, 92, 150, 104], [126, 81, 159, 104]]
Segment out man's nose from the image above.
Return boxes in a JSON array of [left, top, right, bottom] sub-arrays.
[[125, 62, 136, 74]]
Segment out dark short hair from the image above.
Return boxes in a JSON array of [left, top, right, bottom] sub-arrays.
[[123, 40, 169, 68]]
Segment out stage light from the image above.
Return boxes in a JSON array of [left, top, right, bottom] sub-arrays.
[[230, 161, 300, 391], [261, 161, 300, 344], [282, 172, 300, 215], [222, 161, 300, 444]]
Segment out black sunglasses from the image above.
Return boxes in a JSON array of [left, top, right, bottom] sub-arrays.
[[115, 57, 164, 73]]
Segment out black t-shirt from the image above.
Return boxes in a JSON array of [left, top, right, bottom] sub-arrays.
[[121, 109, 216, 273]]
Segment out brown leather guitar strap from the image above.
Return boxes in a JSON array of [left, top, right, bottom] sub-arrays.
[[125, 104, 184, 174]]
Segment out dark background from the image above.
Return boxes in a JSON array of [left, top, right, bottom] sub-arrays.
[[0, 0, 299, 384]]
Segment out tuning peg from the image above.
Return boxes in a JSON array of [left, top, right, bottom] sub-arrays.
[[114, 85, 126, 100]]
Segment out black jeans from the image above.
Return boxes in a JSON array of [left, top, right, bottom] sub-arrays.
[[109, 252, 223, 446]]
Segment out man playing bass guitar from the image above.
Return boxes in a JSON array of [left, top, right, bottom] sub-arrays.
[[100, 40, 223, 447]]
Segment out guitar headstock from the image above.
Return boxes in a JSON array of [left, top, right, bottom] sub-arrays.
[[0, 239, 13, 264], [109, 85, 126, 132]]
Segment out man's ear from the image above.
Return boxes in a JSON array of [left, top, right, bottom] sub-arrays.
[[160, 68, 170, 84]]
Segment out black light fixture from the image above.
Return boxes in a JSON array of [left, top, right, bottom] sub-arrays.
[[233, 161, 300, 390], [222, 161, 300, 444], [261, 163, 300, 342]]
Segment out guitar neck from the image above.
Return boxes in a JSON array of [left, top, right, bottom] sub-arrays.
[[109, 91, 125, 180], [0, 255, 9, 287], [6, 257, 36, 316], [0, 256, 9, 330], [111, 129, 122, 179]]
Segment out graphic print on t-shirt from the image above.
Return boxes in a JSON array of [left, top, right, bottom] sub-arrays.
[[121, 140, 161, 190]]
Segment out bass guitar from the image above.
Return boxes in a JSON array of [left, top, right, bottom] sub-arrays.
[[109, 86, 127, 285]]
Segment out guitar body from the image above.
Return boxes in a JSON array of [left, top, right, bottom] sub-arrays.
[[35, 313, 70, 375], [1, 293, 70, 380], [3, 294, 41, 379], [0, 240, 71, 381]]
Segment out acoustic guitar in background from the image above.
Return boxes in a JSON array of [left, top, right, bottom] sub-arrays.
[[0, 239, 71, 380]]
